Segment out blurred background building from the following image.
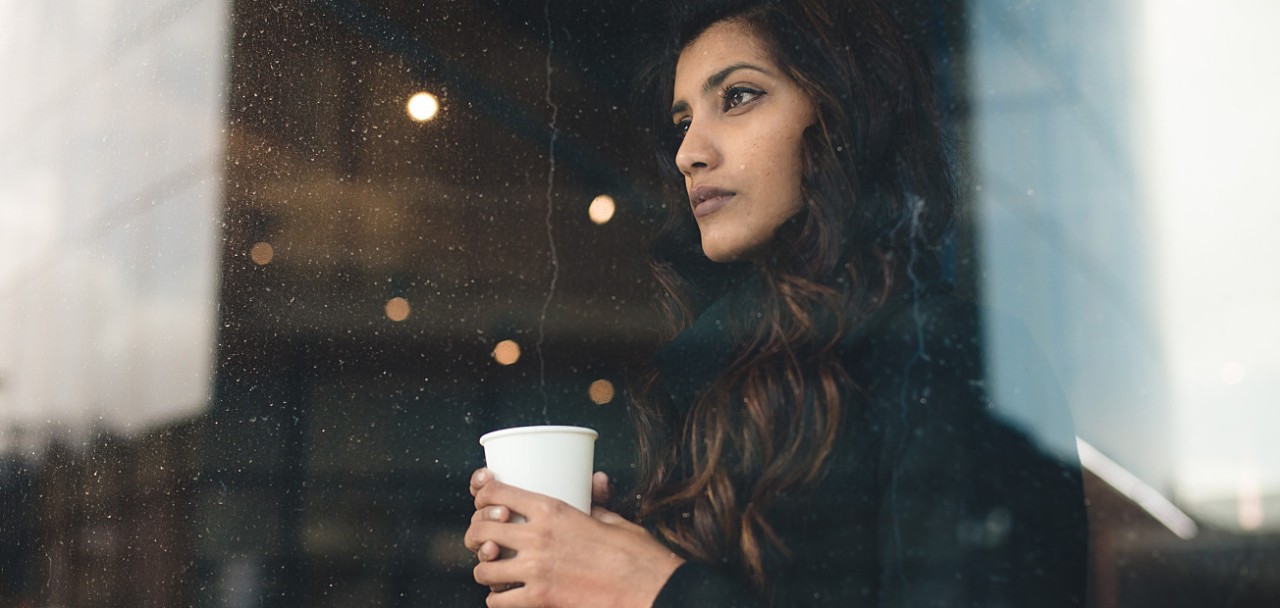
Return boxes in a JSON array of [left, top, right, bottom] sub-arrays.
[[1, 0, 1278, 606]]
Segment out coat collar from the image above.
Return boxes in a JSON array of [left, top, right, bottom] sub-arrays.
[[653, 271, 952, 412]]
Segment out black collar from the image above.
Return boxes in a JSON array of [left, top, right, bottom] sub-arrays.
[[653, 272, 952, 413]]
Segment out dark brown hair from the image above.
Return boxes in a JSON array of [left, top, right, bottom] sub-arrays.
[[628, 0, 957, 596]]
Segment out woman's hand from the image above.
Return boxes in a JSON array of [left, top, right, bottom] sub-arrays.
[[465, 468, 684, 608]]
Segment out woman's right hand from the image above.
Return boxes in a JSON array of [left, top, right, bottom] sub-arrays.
[[464, 468, 684, 608], [468, 469, 615, 564]]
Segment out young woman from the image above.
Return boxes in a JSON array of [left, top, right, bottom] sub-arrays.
[[464, 1, 1088, 606]]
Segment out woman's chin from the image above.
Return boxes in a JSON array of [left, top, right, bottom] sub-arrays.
[[703, 250, 735, 263], [701, 242, 742, 264], [701, 236, 768, 264]]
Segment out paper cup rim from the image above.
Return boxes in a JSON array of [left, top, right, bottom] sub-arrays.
[[479, 425, 599, 446]]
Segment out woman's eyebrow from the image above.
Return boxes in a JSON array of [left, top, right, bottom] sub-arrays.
[[702, 62, 769, 94], [670, 62, 771, 118]]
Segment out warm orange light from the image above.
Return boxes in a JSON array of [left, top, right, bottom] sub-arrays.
[[385, 297, 411, 322], [407, 92, 440, 122], [250, 242, 274, 265], [588, 379, 615, 405], [493, 340, 521, 366], [588, 195, 616, 225]]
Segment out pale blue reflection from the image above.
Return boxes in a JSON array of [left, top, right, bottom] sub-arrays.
[[973, 0, 1280, 533], [973, 0, 1166, 482]]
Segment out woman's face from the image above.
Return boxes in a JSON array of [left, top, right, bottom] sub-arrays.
[[671, 20, 816, 263]]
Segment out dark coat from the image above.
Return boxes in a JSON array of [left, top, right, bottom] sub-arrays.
[[649, 277, 1088, 607]]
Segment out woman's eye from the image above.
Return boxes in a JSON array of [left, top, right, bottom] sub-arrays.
[[666, 119, 690, 155], [722, 86, 764, 111], [669, 118, 690, 144]]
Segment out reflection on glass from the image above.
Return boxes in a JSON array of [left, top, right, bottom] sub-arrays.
[[0, 0, 225, 443], [1076, 437, 1198, 540], [492, 340, 521, 366], [588, 379, 614, 405], [250, 241, 274, 266], [1239, 470, 1264, 531], [406, 91, 440, 122], [0, 0, 1274, 606], [384, 297, 410, 322], [1219, 360, 1245, 385], [1134, 0, 1280, 532], [588, 194, 616, 225]]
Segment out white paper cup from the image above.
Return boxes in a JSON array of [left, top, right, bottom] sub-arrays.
[[480, 425, 598, 515]]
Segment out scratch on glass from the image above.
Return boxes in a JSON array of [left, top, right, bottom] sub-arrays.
[[536, 0, 560, 421]]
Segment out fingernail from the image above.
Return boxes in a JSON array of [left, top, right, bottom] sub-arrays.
[[476, 470, 488, 483], [489, 506, 503, 520]]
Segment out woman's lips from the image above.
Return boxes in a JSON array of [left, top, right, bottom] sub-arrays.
[[690, 186, 735, 218], [693, 193, 733, 217]]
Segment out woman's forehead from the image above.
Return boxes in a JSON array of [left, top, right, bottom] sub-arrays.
[[674, 21, 775, 93]]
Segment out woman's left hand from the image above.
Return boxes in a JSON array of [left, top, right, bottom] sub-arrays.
[[464, 468, 684, 608]]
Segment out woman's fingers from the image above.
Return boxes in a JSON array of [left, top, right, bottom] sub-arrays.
[[467, 490, 585, 567], [464, 522, 520, 557], [468, 502, 598, 556], [591, 471, 611, 505], [483, 584, 537, 608], [475, 540, 501, 562], [463, 519, 496, 553], [469, 468, 491, 497], [475, 469, 609, 520], [469, 507, 510, 562], [474, 478, 575, 523], [467, 496, 684, 608], [473, 475, 517, 510], [590, 505, 626, 525], [470, 505, 510, 525], [489, 582, 524, 595], [473, 556, 524, 589]]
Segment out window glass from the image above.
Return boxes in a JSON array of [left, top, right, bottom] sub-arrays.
[[1, 0, 1277, 606]]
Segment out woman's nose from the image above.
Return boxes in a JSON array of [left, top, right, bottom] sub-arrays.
[[675, 121, 719, 176]]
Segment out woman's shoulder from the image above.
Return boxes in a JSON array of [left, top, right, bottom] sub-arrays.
[[837, 283, 985, 395], [828, 285, 1089, 606]]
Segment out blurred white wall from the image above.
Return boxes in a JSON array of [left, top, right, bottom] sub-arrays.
[[1135, 0, 1280, 530], [0, 0, 229, 452]]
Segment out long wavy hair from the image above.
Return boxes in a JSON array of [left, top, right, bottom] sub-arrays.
[[627, 0, 958, 597]]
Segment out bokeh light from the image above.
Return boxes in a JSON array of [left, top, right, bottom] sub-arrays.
[[588, 379, 615, 405], [385, 297, 411, 322], [492, 340, 521, 366], [406, 91, 440, 122], [588, 194, 616, 225], [250, 242, 274, 265]]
